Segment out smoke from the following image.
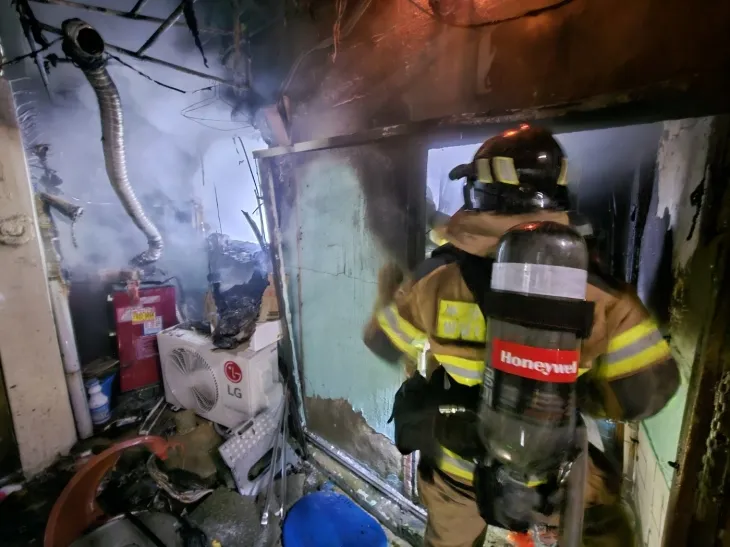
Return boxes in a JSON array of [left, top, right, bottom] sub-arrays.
[[2, 0, 265, 292]]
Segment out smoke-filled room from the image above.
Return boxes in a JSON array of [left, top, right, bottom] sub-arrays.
[[0, 1, 729, 546]]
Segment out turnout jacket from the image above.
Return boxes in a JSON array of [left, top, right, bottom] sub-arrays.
[[364, 209, 680, 485]]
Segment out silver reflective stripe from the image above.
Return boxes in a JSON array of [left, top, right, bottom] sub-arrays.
[[418, 340, 430, 375], [573, 222, 593, 237], [380, 306, 424, 349], [441, 450, 476, 474], [442, 364, 482, 381], [491, 263, 587, 299], [604, 329, 665, 365]]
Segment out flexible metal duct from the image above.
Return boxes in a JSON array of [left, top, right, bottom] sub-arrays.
[[61, 19, 163, 266]]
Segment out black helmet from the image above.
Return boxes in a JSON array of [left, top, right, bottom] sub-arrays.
[[449, 125, 570, 214]]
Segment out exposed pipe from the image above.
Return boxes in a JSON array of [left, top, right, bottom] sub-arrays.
[[255, 396, 288, 547], [29, 0, 231, 35], [36, 21, 243, 88], [403, 453, 414, 499], [40, 191, 83, 221], [35, 193, 93, 440], [558, 425, 588, 547], [305, 430, 428, 523], [128, 0, 151, 15], [136, 0, 187, 56], [49, 279, 94, 439], [15, 0, 52, 101], [0, 36, 5, 77], [61, 19, 163, 267]]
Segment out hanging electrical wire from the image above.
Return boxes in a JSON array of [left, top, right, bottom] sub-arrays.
[[107, 54, 186, 93], [332, 0, 348, 61], [0, 37, 61, 70], [180, 85, 253, 131], [181, 0, 209, 67], [233, 136, 266, 242], [1, 42, 189, 95], [405, 0, 575, 28], [280, 0, 372, 95], [16, 14, 242, 88], [28, 0, 232, 36]]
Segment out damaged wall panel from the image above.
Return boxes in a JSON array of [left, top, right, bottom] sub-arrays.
[[305, 396, 402, 480], [637, 118, 716, 489], [259, 137, 426, 479], [662, 116, 730, 547]]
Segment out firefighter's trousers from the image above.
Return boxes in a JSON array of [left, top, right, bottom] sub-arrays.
[[418, 469, 488, 547], [418, 457, 633, 547]]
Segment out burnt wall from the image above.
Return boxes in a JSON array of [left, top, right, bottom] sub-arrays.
[[250, 0, 730, 143]]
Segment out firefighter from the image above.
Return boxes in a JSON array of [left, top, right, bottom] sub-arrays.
[[363, 125, 679, 547]]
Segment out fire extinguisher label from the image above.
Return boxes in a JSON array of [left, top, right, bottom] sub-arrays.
[[143, 316, 163, 335], [131, 307, 156, 324], [491, 339, 579, 383]]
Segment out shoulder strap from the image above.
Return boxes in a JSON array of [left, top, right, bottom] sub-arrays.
[[455, 252, 494, 318], [412, 244, 462, 283]]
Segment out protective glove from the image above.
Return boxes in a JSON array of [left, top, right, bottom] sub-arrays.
[[388, 372, 441, 464]]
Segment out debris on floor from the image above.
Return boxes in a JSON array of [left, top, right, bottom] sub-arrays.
[[0, 234, 424, 547], [189, 487, 261, 546], [0, 392, 429, 547]]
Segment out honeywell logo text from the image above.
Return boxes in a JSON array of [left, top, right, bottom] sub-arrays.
[[500, 351, 577, 376], [491, 338, 580, 383]]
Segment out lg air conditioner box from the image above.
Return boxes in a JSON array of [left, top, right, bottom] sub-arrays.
[[157, 326, 283, 428]]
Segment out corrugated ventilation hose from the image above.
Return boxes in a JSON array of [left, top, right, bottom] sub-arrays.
[[61, 18, 163, 266]]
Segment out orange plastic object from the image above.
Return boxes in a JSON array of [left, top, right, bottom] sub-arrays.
[[44, 436, 177, 547], [507, 531, 535, 547]]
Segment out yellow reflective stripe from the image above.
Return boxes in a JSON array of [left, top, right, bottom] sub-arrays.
[[429, 231, 449, 247], [376, 314, 419, 359], [598, 339, 671, 380], [434, 354, 484, 386], [578, 367, 590, 377], [475, 158, 493, 183], [389, 304, 427, 342], [599, 319, 671, 379], [375, 305, 425, 360], [438, 447, 546, 487], [492, 157, 520, 185], [607, 320, 657, 353], [439, 446, 475, 482], [557, 158, 568, 186], [436, 300, 486, 343]]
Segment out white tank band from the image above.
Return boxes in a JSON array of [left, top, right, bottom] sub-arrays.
[[491, 262, 587, 300]]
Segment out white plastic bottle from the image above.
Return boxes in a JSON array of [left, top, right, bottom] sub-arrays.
[[87, 379, 110, 425]]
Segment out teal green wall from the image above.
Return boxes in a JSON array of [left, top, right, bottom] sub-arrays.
[[279, 154, 405, 438], [641, 240, 716, 487], [643, 381, 688, 486]]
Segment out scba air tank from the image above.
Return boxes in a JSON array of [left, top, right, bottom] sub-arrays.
[[478, 221, 590, 477]]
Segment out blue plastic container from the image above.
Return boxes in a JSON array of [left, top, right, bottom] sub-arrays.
[[99, 372, 116, 402], [282, 491, 388, 547]]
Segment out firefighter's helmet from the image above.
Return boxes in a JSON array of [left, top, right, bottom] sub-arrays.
[[449, 125, 570, 214]]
